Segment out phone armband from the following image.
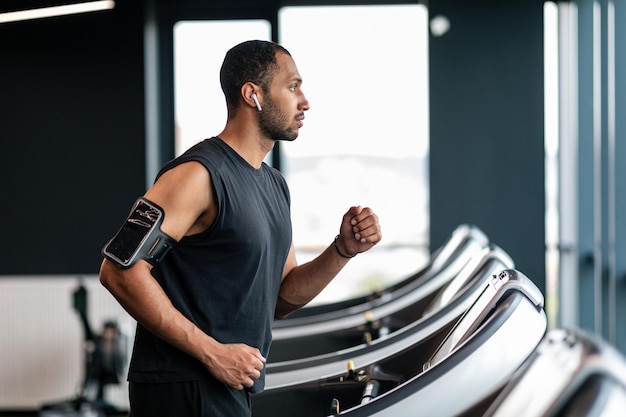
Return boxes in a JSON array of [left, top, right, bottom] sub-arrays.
[[102, 197, 176, 269]]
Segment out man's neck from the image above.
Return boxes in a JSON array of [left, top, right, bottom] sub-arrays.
[[217, 124, 275, 169]]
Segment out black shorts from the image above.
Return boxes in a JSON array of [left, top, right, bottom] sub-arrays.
[[128, 376, 251, 417]]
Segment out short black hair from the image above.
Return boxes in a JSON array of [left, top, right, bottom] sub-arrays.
[[220, 40, 291, 118]]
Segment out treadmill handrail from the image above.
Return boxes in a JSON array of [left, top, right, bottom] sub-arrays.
[[273, 224, 488, 327], [271, 243, 511, 342]]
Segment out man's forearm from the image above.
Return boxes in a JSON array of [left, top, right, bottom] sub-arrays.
[[99, 259, 217, 362], [275, 242, 351, 319]]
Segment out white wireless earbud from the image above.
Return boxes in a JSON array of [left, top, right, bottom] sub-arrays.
[[251, 93, 262, 111]]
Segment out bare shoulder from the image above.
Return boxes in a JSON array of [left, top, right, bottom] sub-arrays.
[[145, 161, 215, 240]]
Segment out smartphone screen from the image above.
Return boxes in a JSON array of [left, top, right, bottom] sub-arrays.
[[103, 199, 162, 267]]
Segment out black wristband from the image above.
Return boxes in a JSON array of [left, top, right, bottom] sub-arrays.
[[334, 234, 356, 258]]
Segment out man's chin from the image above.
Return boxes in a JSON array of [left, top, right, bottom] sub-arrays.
[[275, 132, 299, 142]]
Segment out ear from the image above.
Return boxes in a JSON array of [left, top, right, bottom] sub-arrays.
[[242, 82, 262, 110]]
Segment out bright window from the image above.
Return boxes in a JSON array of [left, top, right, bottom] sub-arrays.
[[278, 5, 430, 304]]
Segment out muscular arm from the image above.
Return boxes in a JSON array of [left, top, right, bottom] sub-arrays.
[[99, 162, 264, 390], [275, 206, 382, 319]]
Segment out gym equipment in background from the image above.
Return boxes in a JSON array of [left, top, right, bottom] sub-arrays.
[[483, 327, 626, 417], [39, 279, 127, 417]]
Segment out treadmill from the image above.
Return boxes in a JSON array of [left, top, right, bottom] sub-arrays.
[[269, 242, 511, 362], [483, 327, 626, 417], [252, 269, 547, 417]]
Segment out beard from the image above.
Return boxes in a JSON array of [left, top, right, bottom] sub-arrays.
[[258, 95, 300, 142]]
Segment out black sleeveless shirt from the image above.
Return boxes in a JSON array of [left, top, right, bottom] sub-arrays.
[[127, 137, 292, 393]]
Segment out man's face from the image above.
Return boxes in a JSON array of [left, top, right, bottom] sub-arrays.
[[258, 53, 310, 142]]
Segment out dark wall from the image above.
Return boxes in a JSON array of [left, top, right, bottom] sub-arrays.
[[0, 0, 146, 274], [429, 0, 546, 292]]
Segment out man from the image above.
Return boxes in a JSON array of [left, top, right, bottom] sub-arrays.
[[99, 40, 381, 417]]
